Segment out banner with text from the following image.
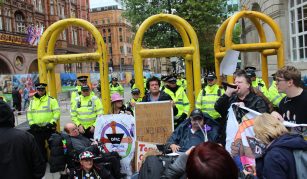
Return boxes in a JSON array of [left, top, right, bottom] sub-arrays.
[[135, 101, 174, 144], [135, 141, 158, 172]]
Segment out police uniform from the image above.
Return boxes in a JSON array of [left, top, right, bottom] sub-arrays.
[[127, 88, 143, 114], [71, 85, 103, 138], [27, 83, 61, 161], [110, 77, 124, 96], [245, 67, 269, 97], [164, 76, 190, 128], [267, 80, 286, 108], [71, 76, 95, 107]]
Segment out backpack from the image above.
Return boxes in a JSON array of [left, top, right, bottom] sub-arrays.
[[293, 149, 307, 179], [138, 155, 177, 179]]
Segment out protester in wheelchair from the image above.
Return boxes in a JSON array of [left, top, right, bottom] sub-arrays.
[[49, 123, 123, 179], [70, 151, 115, 179]]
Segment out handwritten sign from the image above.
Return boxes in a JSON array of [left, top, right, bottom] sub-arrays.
[[135, 101, 174, 144], [135, 141, 158, 171]]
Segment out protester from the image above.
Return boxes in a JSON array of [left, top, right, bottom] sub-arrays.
[[70, 151, 115, 179], [110, 92, 132, 115], [63, 123, 122, 179], [142, 76, 178, 116], [215, 69, 269, 123], [186, 142, 238, 179], [167, 109, 216, 153], [0, 101, 46, 179], [164, 75, 190, 128], [71, 85, 103, 139], [27, 83, 60, 161], [254, 113, 307, 179], [271, 66, 307, 124]]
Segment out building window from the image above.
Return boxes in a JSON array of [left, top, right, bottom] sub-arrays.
[[62, 30, 67, 40], [64, 64, 72, 73], [103, 29, 106, 33], [120, 46, 124, 54], [119, 27, 122, 32], [50, 0, 54, 15], [5, 10, 11, 32], [108, 36, 111, 43], [102, 19, 105, 24], [289, 1, 307, 61], [119, 35, 123, 42], [76, 63, 82, 73], [107, 19, 110, 24], [38, 0, 43, 13], [71, 28, 78, 45], [109, 47, 112, 54], [15, 12, 26, 33], [103, 37, 106, 43], [108, 28, 111, 33]]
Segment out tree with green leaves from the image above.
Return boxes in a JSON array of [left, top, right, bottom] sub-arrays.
[[123, 0, 233, 70]]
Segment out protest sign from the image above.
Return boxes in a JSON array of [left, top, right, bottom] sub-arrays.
[[94, 114, 136, 176], [135, 101, 174, 144], [135, 141, 158, 171]]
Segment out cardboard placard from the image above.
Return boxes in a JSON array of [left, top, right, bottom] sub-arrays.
[[135, 141, 158, 172], [135, 101, 174, 144]]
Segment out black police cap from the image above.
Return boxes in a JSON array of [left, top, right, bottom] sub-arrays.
[[190, 109, 204, 119], [244, 66, 256, 71], [131, 88, 140, 94], [35, 83, 47, 89], [112, 77, 118, 81], [166, 76, 177, 83], [207, 73, 217, 80], [77, 76, 88, 81]]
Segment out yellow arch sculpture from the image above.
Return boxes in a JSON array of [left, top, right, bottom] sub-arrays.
[[133, 13, 201, 108], [37, 18, 110, 115], [214, 10, 285, 86]]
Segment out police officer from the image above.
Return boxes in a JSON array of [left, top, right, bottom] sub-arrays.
[[126, 88, 143, 115], [196, 73, 224, 141], [71, 76, 95, 107], [176, 73, 187, 89], [110, 77, 124, 96], [267, 73, 286, 109], [27, 83, 61, 161], [71, 85, 103, 139], [245, 66, 269, 96], [164, 75, 190, 128]]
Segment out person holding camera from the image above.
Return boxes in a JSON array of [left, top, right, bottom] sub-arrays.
[[27, 83, 61, 161]]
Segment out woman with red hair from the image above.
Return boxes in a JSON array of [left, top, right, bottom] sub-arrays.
[[186, 142, 238, 179]]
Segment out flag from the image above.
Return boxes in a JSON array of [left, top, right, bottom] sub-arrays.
[[226, 105, 263, 172]]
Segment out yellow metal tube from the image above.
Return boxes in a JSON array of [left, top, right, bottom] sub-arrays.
[[42, 53, 101, 64], [231, 42, 280, 51], [263, 49, 277, 56], [139, 47, 194, 58]]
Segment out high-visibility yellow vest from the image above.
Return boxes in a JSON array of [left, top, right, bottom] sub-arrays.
[[164, 86, 190, 117], [0, 96, 7, 102], [27, 94, 60, 126], [110, 83, 124, 96], [70, 86, 95, 107], [196, 84, 224, 120], [71, 95, 103, 129], [267, 81, 286, 107], [252, 78, 269, 97], [127, 97, 143, 113], [176, 78, 187, 89]]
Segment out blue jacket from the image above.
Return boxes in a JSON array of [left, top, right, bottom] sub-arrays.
[[256, 134, 307, 179], [166, 117, 215, 152]]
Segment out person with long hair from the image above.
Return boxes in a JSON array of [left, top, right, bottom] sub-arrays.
[[110, 93, 132, 115], [254, 113, 307, 179], [186, 142, 238, 179]]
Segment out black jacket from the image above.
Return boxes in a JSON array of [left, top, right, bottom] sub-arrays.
[[70, 165, 115, 179], [142, 90, 178, 116], [214, 92, 269, 123], [256, 134, 307, 179], [0, 101, 46, 179]]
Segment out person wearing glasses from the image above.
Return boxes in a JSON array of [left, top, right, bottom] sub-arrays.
[[27, 83, 61, 161], [71, 85, 103, 139], [271, 66, 307, 125]]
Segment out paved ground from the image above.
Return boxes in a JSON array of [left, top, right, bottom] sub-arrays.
[[15, 86, 132, 179]]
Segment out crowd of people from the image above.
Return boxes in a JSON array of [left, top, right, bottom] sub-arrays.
[[0, 65, 306, 179]]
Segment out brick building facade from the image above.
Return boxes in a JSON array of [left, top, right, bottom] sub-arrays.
[[0, 0, 93, 75]]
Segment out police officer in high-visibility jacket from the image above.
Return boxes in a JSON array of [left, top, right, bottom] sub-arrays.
[[71, 85, 103, 139], [245, 66, 269, 97], [164, 75, 190, 128], [176, 73, 187, 89], [195, 73, 224, 141], [267, 73, 286, 109], [71, 76, 95, 107], [126, 88, 143, 115], [27, 83, 60, 161], [110, 77, 124, 96]]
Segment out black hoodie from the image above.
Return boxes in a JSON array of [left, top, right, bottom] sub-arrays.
[[256, 134, 307, 179], [0, 101, 46, 179]]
